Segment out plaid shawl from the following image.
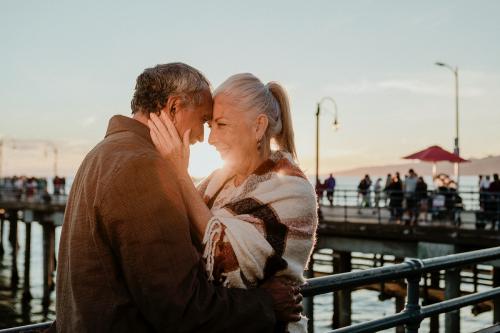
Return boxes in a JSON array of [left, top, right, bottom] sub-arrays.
[[198, 151, 318, 333]]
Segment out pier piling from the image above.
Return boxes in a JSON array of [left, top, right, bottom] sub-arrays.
[[8, 210, 19, 290], [304, 253, 315, 333], [430, 271, 441, 332], [493, 267, 500, 324], [332, 251, 352, 328], [22, 222, 32, 302], [445, 268, 461, 333], [42, 222, 56, 309], [0, 216, 4, 255]]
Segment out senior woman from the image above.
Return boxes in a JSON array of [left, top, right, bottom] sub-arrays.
[[149, 73, 317, 332]]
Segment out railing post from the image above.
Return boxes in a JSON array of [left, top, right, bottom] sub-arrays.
[[404, 259, 423, 333], [377, 204, 382, 224], [343, 190, 348, 222], [444, 268, 461, 333]]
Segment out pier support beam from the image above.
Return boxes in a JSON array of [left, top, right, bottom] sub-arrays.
[[493, 267, 500, 324], [333, 251, 351, 328], [8, 210, 19, 290], [0, 215, 4, 255], [429, 271, 440, 333], [395, 293, 405, 333], [42, 222, 56, 311], [445, 268, 461, 333], [22, 222, 32, 302], [304, 251, 315, 333]]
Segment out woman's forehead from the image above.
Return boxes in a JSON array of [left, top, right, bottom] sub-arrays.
[[213, 94, 237, 119]]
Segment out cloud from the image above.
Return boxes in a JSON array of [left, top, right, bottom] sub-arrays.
[[82, 116, 97, 127], [323, 78, 485, 97]]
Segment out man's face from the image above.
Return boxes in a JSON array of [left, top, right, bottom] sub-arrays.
[[171, 90, 213, 145]]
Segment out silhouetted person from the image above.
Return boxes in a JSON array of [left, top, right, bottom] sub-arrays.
[[388, 175, 403, 222], [358, 175, 372, 212], [383, 173, 392, 205], [404, 169, 418, 225], [488, 174, 500, 229], [415, 177, 428, 222], [325, 173, 336, 206]]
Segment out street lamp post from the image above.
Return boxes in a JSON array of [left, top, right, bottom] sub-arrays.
[[307, 97, 339, 332], [44, 141, 59, 177], [315, 97, 339, 189], [0, 139, 3, 179], [435, 61, 460, 184]]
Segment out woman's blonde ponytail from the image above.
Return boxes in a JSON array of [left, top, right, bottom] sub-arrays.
[[267, 82, 297, 160]]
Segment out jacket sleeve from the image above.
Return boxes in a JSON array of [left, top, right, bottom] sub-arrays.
[[99, 155, 275, 332]]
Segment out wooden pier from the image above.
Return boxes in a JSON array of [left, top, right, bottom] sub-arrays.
[[1, 196, 500, 332], [0, 197, 65, 319]]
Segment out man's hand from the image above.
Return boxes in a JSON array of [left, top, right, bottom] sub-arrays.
[[148, 111, 191, 174], [260, 277, 303, 322]]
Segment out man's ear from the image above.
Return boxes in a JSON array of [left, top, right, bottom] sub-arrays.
[[161, 95, 181, 120], [255, 114, 269, 140]]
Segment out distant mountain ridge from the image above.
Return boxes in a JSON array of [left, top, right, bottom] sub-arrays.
[[334, 155, 500, 177]]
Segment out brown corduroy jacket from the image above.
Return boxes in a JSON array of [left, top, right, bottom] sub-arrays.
[[52, 115, 275, 332]]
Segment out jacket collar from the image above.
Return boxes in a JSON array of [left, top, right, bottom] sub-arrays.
[[105, 115, 152, 143]]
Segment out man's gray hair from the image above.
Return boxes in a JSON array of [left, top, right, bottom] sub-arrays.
[[131, 62, 211, 114]]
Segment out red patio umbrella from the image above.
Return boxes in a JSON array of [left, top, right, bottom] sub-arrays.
[[402, 145, 468, 176]]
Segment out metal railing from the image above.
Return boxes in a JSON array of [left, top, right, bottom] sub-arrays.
[[302, 246, 500, 332], [3, 247, 500, 332], [318, 188, 500, 228], [0, 322, 52, 333]]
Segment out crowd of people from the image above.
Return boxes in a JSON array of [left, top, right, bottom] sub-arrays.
[[316, 169, 479, 226], [356, 169, 432, 225], [315, 173, 336, 206], [0, 175, 67, 203], [478, 173, 500, 229]]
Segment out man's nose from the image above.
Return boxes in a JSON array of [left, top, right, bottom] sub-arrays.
[[192, 124, 203, 144], [196, 125, 204, 143]]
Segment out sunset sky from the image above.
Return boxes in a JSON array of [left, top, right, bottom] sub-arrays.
[[2, 1, 499, 178]]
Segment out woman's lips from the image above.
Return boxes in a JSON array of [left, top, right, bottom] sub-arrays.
[[216, 147, 230, 155]]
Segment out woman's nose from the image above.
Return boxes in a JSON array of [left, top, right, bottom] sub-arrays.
[[208, 127, 216, 146]]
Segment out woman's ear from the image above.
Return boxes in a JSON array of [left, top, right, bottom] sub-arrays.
[[255, 114, 269, 140]]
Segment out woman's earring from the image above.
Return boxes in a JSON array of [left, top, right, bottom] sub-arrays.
[[257, 138, 262, 151]]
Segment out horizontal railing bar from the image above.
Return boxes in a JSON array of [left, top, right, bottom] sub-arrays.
[[326, 287, 500, 333], [302, 246, 500, 297], [0, 322, 52, 333], [420, 286, 500, 317]]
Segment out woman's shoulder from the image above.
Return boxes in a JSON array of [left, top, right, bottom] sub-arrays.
[[266, 150, 308, 181], [258, 151, 316, 199]]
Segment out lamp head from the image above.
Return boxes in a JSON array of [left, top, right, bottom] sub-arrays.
[[333, 118, 340, 131], [435, 62, 445, 67]]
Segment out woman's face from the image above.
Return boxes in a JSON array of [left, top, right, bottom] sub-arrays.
[[209, 94, 258, 168]]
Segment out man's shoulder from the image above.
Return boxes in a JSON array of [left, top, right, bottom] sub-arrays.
[[81, 134, 167, 186]]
